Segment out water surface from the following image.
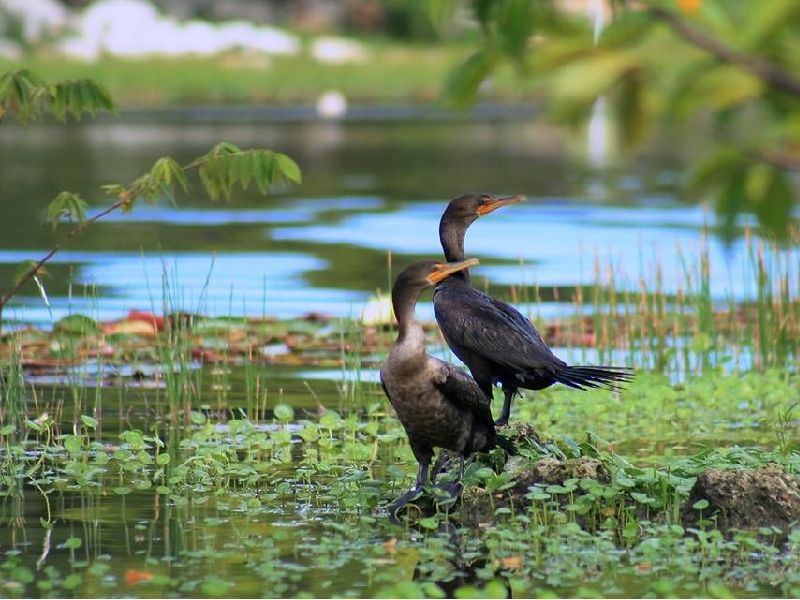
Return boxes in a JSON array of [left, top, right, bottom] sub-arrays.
[[0, 111, 781, 328]]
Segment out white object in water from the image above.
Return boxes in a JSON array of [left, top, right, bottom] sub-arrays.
[[316, 90, 347, 119], [361, 293, 394, 327]]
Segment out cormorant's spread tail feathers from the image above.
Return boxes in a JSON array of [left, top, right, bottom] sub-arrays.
[[552, 365, 633, 391]]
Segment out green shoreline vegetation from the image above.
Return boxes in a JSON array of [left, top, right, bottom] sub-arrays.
[[0, 42, 526, 108]]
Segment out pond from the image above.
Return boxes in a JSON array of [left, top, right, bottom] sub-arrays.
[[1, 108, 799, 598], [1, 105, 754, 326]]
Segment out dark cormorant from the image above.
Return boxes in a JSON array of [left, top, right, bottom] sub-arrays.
[[380, 258, 511, 516], [434, 193, 633, 425]]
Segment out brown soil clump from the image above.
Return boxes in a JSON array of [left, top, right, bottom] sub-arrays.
[[680, 463, 800, 542]]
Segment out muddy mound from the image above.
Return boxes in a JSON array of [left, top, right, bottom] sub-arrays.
[[681, 464, 800, 540]]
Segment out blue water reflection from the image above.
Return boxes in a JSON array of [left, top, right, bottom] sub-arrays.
[[3, 250, 364, 325]]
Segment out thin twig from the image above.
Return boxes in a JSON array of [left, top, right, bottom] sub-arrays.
[[0, 197, 127, 326]]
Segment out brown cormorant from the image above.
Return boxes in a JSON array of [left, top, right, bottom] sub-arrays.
[[434, 193, 632, 425], [380, 258, 512, 517]]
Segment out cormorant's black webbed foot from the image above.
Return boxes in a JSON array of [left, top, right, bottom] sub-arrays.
[[434, 479, 463, 510], [432, 456, 464, 509], [389, 485, 424, 524]]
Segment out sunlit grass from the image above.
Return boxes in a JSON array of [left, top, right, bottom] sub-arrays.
[[509, 224, 800, 380], [0, 43, 527, 108]]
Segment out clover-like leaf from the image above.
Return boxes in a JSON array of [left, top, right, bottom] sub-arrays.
[[45, 191, 88, 230], [193, 144, 302, 201]]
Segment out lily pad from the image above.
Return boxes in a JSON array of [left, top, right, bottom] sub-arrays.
[[54, 314, 98, 335]]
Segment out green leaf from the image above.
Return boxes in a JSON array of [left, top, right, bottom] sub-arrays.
[[65, 537, 83, 550], [200, 578, 232, 598], [548, 50, 638, 126], [613, 72, 653, 152], [47, 81, 67, 122], [45, 191, 88, 229], [470, 466, 495, 481], [273, 404, 295, 422], [0, 69, 45, 125], [698, 67, 763, 112], [60, 79, 115, 121], [715, 167, 748, 244], [119, 429, 145, 450], [190, 410, 207, 425], [494, 0, 536, 58], [147, 157, 189, 202], [319, 410, 341, 430], [34, 79, 115, 123], [684, 147, 744, 201], [10, 566, 35, 583], [598, 12, 654, 49], [442, 49, 496, 109], [25, 419, 43, 432], [418, 517, 439, 530], [64, 435, 83, 454], [194, 147, 301, 201], [12, 260, 47, 287], [740, 2, 800, 50], [80, 415, 99, 429], [251, 151, 269, 195], [275, 153, 302, 184], [550, 50, 637, 105], [67, 81, 84, 121], [473, 0, 495, 31], [748, 165, 793, 241], [54, 314, 97, 335]]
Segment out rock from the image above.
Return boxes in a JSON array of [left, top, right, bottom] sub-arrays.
[[510, 456, 611, 493], [680, 464, 800, 541]]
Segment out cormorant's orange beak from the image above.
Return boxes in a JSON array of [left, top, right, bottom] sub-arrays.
[[427, 258, 479, 284], [477, 194, 526, 216]]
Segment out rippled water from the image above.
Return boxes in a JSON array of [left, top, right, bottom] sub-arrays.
[[0, 110, 739, 327], [2, 111, 792, 330]]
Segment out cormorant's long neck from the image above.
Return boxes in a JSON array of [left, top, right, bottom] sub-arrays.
[[391, 285, 427, 355], [439, 217, 466, 261], [439, 218, 471, 283]]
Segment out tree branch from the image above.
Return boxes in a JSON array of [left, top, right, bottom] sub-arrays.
[[648, 7, 800, 98]]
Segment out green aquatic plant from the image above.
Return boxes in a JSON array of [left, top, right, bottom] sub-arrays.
[[1, 211, 800, 598]]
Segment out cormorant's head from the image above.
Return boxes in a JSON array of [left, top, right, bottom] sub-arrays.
[[394, 258, 480, 293], [442, 193, 526, 227]]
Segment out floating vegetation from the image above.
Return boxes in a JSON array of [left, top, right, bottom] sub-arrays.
[[1, 232, 800, 598]]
